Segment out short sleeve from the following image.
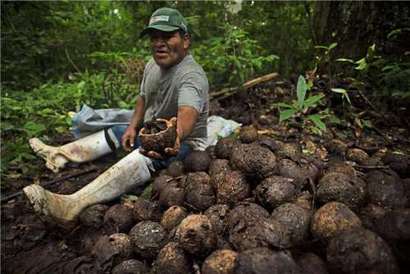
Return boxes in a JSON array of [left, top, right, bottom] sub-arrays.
[[178, 72, 209, 113], [139, 59, 154, 99]]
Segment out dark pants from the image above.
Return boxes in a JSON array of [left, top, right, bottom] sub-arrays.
[[111, 125, 192, 171]]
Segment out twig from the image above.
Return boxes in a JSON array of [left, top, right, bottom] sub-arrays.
[[210, 72, 279, 99], [372, 126, 393, 144], [1, 167, 98, 203], [64, 48, 81, 73], [356, 88, 377, 111]]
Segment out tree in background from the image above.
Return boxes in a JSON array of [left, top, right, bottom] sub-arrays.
[[1, 1, 135, 90], [313, 1, 410, 60], [313, 1, 410, 99]]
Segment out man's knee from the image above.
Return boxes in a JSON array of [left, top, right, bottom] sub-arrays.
[[104, 126, 126, 151]]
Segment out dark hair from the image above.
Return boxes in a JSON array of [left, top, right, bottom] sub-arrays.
[[178, 29, 191, 48], [178, 29, 190, 38]]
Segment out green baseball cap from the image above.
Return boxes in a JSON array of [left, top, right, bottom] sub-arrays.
[[140, 7, 189, 37]]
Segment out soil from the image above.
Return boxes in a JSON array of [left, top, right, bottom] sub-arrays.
[[2, 76, 410, 273]]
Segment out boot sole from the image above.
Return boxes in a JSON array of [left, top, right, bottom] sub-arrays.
[[29, 138, 62, 173], [23, 184, 77, 230]]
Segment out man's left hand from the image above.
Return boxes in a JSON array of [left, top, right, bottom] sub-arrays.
[[140, 117, 180, 159], [139, 148, 164, 159]]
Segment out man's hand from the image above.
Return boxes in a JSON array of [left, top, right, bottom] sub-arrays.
[[139, 117, 179, 159], [121, 126, 137, 152], [122, 95, 145, 152], [139, 148, 164, 159], [164, 117, 180, 156]]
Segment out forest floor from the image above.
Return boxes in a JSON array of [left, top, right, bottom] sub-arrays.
[[1, 76, 410, 274]]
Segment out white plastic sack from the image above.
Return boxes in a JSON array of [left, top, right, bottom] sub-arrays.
[[206, 115, 241, 147]]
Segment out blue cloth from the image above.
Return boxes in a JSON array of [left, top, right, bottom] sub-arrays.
[[111, 125, 192, 170]]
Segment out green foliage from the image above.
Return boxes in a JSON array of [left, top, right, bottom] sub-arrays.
[[274, 75, 326, 133], [336, 43, 410, 99], [1, 71, 139, 173], [2, 1, 313, 91], [314, 42, 338, 85], [239, 2, 313, 77], [2, 1, 137, 90], [192, 23, 279, 88]]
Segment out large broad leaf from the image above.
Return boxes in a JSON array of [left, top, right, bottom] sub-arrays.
[[296, 75, 307, 109], [308, 114, 326, 130], [279, 109, 297, 122], [303, 94, 324, 108]]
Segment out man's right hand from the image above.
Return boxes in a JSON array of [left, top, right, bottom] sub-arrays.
[[121, 126, 137, 151]]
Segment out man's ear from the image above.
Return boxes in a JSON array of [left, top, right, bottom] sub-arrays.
[[183, 34, 190, 49]]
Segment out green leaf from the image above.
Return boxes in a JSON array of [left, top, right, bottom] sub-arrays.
[[355, 58, 367, 71], [303, 94, 324, 108], [387, 28, 402, 39], [362, 119, 373, 128], [367, 44, 377, 59], [331, 88, 351, 104], [23, 121, 46, 136], [296, 75, 307, 109], [331, 88, 347, 94], [344, 94, 351, 105], [328, 115, 342, 125], [382, 64, 399, 72], [314, 45, 330, 50], [336, 58, 355, 63], [328, 42, 338, 50], [308, 114, 326, 130], [279, 109, 297, 122]]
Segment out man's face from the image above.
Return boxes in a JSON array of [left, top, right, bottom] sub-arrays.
[[149, 30, 190, 69]]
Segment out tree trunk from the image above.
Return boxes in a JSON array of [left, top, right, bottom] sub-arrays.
[[313, 1, 410, 59]]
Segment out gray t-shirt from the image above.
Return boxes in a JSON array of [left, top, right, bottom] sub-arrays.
[[139, 54, 209, 150]]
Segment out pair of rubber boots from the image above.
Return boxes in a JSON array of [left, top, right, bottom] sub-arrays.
[[23, 129, 153, 227]]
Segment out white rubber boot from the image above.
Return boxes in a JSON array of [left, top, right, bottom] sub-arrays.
[[29, 129, 119, 173], [23, 149, 153, 226]]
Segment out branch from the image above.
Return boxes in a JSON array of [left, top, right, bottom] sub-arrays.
[[210, 72, 279, 100], [65, 48, 81, 74]]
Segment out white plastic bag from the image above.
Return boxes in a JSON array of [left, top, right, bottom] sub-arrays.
[[206, 115, 241, 147]]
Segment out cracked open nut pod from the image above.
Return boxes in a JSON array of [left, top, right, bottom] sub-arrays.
[[139, 118, 177, 154]]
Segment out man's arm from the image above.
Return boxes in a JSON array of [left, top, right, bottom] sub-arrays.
[[121, 95, 145, 151], [176, 105, 199, 141], [164, 105, 199, 155]]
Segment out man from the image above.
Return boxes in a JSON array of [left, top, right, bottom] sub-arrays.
[[23, 7, 209, 226]]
